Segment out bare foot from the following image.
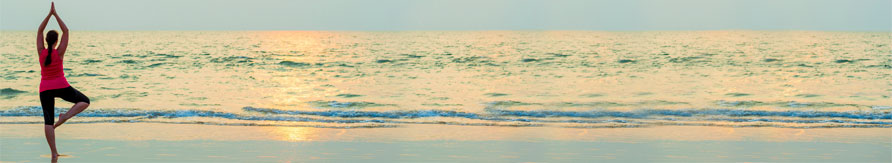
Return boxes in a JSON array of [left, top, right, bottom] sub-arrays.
[[54, 113, 68, 129]]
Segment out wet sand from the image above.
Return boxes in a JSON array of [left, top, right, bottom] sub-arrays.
[[1, 123, 889, 162]]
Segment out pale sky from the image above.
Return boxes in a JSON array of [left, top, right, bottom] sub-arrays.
[[1, 0, 889, 31]]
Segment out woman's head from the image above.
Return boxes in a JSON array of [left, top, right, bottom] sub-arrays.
[[46, 30, 59, 48]]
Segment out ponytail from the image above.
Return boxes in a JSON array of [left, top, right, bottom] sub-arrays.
[[44, 30, 58, 67]]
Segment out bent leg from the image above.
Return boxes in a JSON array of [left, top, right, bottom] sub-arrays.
[[55, 87, 90, 128], [54, 102, 88, 129]]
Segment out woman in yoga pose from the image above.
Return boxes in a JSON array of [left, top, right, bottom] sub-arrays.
[[36, 2, 91, 161]]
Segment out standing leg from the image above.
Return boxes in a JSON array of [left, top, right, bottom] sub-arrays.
[[40, 92, 60, 159], [45, 125, 59, 159]]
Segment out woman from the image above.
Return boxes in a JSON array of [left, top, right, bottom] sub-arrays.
[[37, 2, 90, 160]]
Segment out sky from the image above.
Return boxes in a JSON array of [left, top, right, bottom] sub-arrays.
[[1, 0, 889, 31]]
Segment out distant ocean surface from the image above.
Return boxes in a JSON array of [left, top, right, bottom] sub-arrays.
[[1, 31, 889, 128]]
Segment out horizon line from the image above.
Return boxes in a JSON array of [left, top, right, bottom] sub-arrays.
[[2, 29, 890, 32]]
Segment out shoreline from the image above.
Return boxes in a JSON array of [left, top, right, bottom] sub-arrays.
[[2, 123, 890, 142]]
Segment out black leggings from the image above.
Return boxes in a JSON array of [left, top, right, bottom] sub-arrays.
[[40, 86, 90, 125]]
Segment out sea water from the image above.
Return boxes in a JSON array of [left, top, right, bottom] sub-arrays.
[[1, 31, 890, 128]]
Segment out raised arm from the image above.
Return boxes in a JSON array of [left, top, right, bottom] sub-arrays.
[[36, 3, 54, 52], [51, 3, 69, 56]]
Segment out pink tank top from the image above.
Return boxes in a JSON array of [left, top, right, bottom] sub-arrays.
[[39, 49, 70, 92]]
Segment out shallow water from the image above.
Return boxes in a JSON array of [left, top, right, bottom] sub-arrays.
[[1, 31, 890, 128]]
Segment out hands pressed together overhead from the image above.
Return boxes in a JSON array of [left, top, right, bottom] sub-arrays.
[[37, 2, 69, 53]]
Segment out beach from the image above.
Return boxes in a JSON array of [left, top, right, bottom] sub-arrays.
[[2, 123, 890, 162]]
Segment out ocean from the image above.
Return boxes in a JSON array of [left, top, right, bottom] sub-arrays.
[[1, 31, 890, 128]]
